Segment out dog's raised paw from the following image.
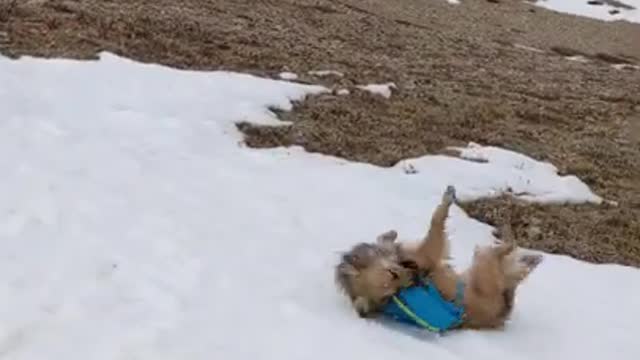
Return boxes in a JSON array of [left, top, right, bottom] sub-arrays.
[[376, 230, 398, 245], [520, 254, 543, 269], [442, 185, 457, 205]]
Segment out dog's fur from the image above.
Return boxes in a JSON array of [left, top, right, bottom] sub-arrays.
[[335, 186, 542, 330]]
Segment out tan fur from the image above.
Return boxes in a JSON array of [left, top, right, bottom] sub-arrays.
[[335, 185, 542, 329]]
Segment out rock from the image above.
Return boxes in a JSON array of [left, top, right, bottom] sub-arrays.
[[526, 225, 542, 239]]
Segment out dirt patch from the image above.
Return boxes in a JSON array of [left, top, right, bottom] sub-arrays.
[[460, 196, 640, 267], [2, 0, 640, 267], [550, 45, 637, 64]]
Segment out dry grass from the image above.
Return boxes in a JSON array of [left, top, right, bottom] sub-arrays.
[[2, 0, 640, 266], [460, 196, 640, 267]]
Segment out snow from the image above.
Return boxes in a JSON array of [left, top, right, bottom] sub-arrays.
[[447, 0, 461, 4], [566, 55, 590, 62], [444, 143, 602, 204], [0, 52, 638, 360], [534, 0, 640, 24], [612, 63, 640, 70], [278, 71, 298, 80], [308, 70, 344, 78], [357, 82, 397, 98], [513, 43, 545, 53], [336, 88, 351, 96]]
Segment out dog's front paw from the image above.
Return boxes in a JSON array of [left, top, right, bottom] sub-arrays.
[[442, 185, 457, 205]]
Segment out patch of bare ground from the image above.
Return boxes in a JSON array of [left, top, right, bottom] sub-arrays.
[[2, 0, 640, 266], [461, 196, 640, 267]]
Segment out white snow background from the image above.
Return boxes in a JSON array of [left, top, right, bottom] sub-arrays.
[[0, 52, 638, 360]]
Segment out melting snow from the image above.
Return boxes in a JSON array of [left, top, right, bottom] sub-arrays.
[[308, 70, 345, 78], [612, 63, 640, 70], [357, 82, 397, 98], [278, 71, 299, 80], [566, 55, 591, 62], [514, 43, 546, 53]]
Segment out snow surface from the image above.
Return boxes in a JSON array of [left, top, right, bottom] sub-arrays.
[[612, 63, 640, 70], [308, 70, 344, 78], [278, 71, 298, 80], [357, 82, 397, 98], [513, 43, 545, 53], [534, 0, 640, 24], [0, 52, 638, 360], [566, 55, 590, 63]]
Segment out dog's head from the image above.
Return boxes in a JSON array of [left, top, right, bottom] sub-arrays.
[[335, 230, 417, 317]]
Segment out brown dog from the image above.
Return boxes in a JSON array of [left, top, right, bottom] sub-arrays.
[[335, 185, 542, 329]]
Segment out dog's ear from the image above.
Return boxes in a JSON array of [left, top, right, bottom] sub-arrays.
[[376, 230, 398, 246], [335, 258, 360, 297], [337, 256, 360, 276]]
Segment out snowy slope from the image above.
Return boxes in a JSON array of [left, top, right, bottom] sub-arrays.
[[0, 53, 638, 360], [534, 0, 640, 23]]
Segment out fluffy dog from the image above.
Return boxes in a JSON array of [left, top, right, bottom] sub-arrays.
[[335, 185, 542, 329]]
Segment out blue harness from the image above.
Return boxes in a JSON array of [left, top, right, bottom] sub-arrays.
[[382, 277, 466, 333]]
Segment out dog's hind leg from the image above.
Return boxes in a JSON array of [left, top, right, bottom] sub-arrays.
[[504, 252, 543, 288], [497, 223, 543, 288], [411, 185, 456, 270]]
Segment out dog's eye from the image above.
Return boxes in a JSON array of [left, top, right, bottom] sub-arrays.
[[388, 269, 399, 280]]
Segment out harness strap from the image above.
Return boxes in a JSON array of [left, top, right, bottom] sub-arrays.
[[390, 295, 442, 332], [389, 278, 466, 332], [455, 280, 465, 307], [421, 277, 465, 307]]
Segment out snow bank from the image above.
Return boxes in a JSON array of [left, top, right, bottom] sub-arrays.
[[278, 71, 299, 80], [440, 143, 602, 204], [534, 0, 640, 24], [308, 70, 344, 77], [0, 52, 637, 360]]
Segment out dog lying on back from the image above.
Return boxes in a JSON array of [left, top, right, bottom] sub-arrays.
[[335, 185, 542, 330]]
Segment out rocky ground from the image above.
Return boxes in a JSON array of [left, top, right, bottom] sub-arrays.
[[1, 0, 639, 266]]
